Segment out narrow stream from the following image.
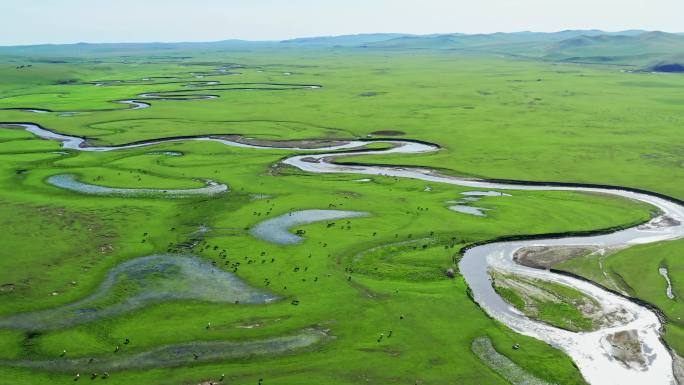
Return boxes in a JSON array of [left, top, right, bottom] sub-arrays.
[[4, 123, 684, 385], [0, 81, 319, 114], [47, 174, 228, 196]]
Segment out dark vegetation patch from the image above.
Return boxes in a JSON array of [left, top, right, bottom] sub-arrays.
[[54, 79, 79, 85], [652, 63, 684, 73], [358, 91, 386, 97], [369, 130, 405, 136]]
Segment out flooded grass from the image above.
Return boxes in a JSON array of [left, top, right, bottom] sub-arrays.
[[2, 329, 326, 372], [446, 191, 510, 217], [0, 255, 276, 330]]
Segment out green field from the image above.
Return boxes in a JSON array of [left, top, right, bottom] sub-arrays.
[[0, 41, 683, 385]]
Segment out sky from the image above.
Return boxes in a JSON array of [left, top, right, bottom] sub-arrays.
[[1, 0, 683, 46]]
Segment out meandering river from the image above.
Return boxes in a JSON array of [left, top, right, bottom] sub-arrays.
[[3, 122, 683, 385]]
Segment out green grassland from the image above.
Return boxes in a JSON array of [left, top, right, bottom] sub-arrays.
[[4, 52, 684, 198], [0, 46, 682, 384]]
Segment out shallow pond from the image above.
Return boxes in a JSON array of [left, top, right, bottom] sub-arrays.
[[448, 205, 489, 216], [659, 267, 675, 299], [461, 191, 512, 197]]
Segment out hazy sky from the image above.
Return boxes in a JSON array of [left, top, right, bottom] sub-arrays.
[[2, 0, 683, 46]]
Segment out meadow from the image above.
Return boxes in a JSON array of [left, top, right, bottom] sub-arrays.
[[0, 47, 682, 384]]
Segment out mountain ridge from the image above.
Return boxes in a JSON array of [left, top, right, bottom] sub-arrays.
[[2, 30, 683, 71]]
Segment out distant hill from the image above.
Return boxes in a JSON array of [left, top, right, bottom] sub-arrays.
[[281, 33, 409, 46], [1, 30, 682, 70], [360, 30, 684, 68], [0, 39, 276, 61], [544, 31, 684, 64], [364, 30, 647, 48]]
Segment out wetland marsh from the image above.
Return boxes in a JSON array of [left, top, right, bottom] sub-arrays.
[[1, 40, 683, 385]]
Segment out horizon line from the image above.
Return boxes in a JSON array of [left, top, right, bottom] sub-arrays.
[[1, 28, 682, 48]]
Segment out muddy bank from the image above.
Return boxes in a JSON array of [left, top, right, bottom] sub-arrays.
[[639, 215, 681, 230], [606, 329, 646, 370], [514, 246, 598, 269]]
